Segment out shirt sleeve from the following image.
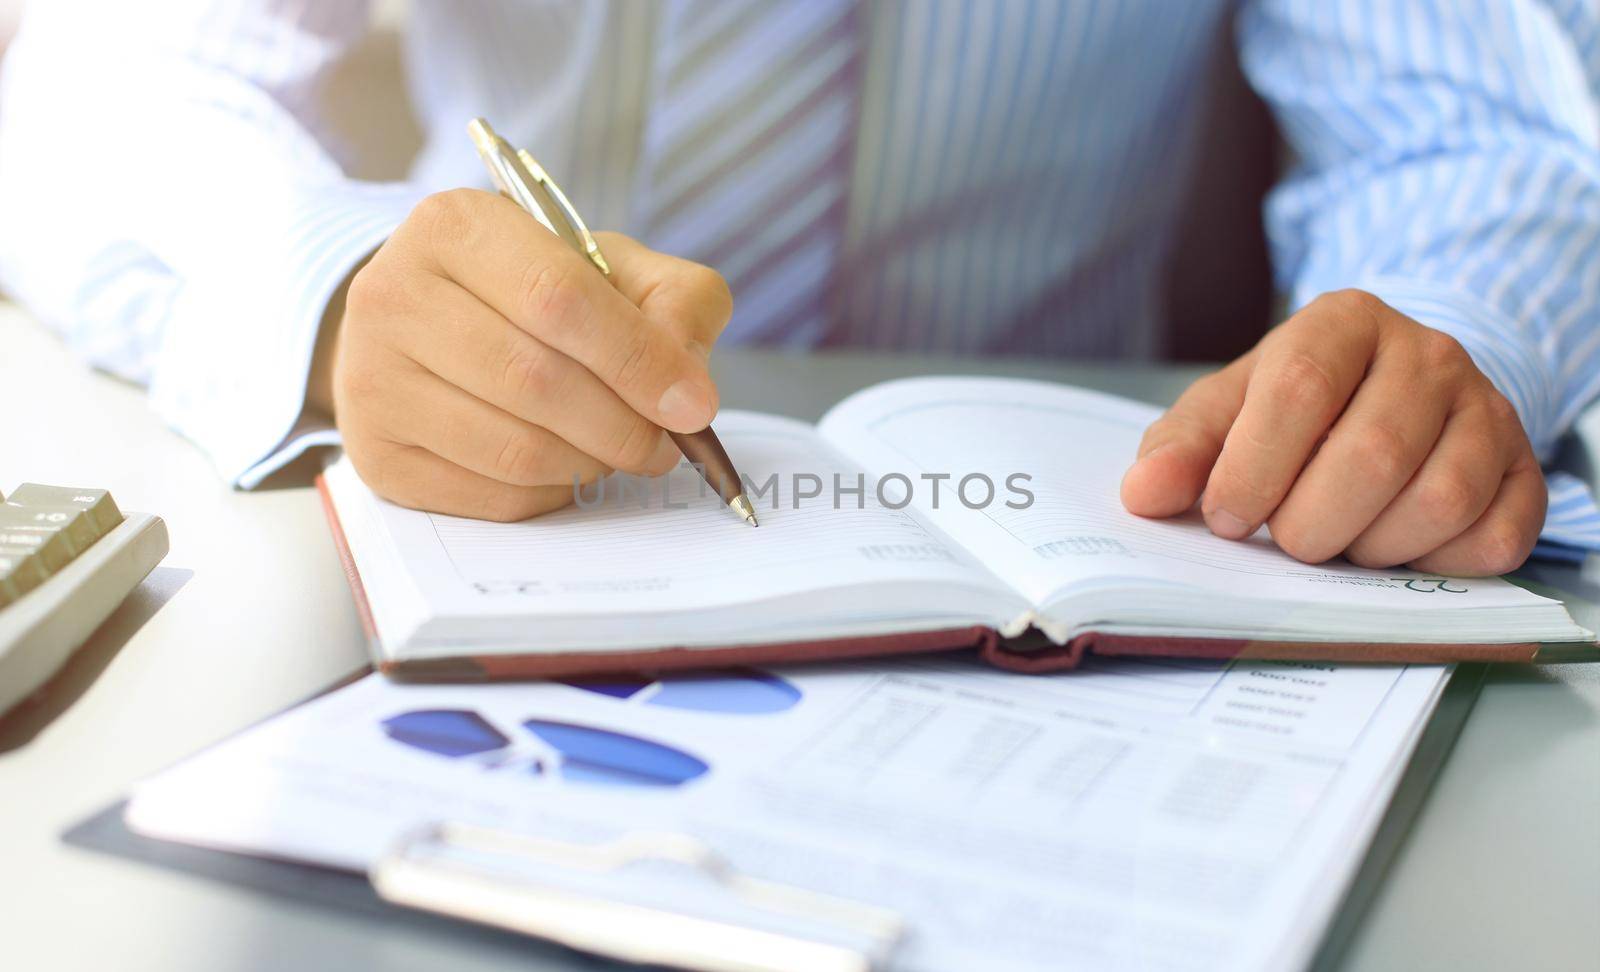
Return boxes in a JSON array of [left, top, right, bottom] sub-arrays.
[[1239, 0, 1600, 552], [0, 1, 426, 486]]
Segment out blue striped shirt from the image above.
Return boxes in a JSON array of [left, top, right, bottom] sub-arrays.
[[0, 0, 1596, 551]]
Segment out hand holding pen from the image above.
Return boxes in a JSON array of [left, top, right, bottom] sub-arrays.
[[311, 121, 754, 525], [467, 119, 757, 525]]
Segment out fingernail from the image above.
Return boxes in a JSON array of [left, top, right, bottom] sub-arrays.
[[1207, 508, 1252, 540], [1126, 445, 1166, 481], [657, 380, 714, 431]]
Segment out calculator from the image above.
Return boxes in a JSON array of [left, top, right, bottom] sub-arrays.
[[0, 484, 168, 717]]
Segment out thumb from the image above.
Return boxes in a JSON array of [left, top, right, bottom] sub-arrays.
[[1121, 357, 1251, 518]]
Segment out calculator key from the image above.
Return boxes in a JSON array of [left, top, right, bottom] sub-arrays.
[[0, 504, 99, 555], [0, 529, 73, 572], [0, 549, 48, 607], [7, 484, 122, 536], [0, 505, 168, 716], [2, 504, 102, 551]]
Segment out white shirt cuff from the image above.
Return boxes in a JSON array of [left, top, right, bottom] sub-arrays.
[[147, 181, 423, 487]]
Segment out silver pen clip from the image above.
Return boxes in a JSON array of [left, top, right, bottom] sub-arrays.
[[467, 117, 612, 277]]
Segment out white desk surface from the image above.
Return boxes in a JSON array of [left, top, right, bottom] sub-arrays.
[[2, 305, 1597, 971]]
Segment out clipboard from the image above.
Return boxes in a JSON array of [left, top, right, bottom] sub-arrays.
[[61, 663, 1490, 972]]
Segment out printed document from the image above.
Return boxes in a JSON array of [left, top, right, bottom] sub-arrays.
[[128, 654, 1452, 971]]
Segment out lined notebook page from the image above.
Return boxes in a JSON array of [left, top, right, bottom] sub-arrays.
[[331, 412, 1018, 651], [818, 377, 1550, 613]]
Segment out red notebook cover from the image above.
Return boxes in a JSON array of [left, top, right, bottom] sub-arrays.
[[315, 474, 1543, 680]]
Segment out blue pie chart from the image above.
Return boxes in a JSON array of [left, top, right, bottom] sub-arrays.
[[522, 719, 709, 787], [382, 708, 508, 757], [380, 709, 709, 789], [562, 667, 802, 714]]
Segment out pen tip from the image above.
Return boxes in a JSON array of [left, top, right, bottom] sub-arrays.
[[729, 493, 758, 527]]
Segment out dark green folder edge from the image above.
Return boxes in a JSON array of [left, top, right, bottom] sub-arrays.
[[1308, 662, 1488, 971], [60, 662, 1489, 971]]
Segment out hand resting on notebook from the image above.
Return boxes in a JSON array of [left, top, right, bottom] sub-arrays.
[[308, 189, 732, 522], [1121, 289, 1544, 577]]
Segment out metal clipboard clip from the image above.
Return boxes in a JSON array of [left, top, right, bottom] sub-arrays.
[[371, 821, 906, 972]]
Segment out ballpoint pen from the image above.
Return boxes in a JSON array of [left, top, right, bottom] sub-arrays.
[[467, 118, 758, 527]]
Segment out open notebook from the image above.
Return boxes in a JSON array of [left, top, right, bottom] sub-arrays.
[[318, 377, 1592, 678]]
